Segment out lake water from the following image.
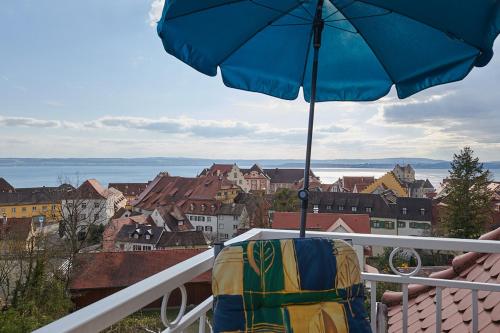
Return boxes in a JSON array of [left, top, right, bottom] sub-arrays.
[[1, 163, 498, 189]]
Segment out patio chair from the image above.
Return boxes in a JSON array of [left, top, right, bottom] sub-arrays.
[[212, 237, 371, 332]]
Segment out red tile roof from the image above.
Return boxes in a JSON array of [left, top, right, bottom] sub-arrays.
[[383, 227, 500, 333], [272, 212, 371, 234], [133, 174, 239, 211], [200, 164, 235, 177], [70, 249, 210, 290], [0, 217, 33, 241], [103, 215, 149, 251], [108, 183, 148, 197], [342, 176, 375, 192]]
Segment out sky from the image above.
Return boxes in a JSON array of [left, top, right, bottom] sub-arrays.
[[0, 0, 499, 161]]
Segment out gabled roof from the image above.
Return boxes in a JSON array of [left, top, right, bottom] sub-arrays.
[[133, 174, 234, 211], [396, 197, 433, 221], [115, 224, 163, 245], [156, 231, 208, 248], [155, 204, 194, 231], [263, 168, 317, 184], [77, 179, 112, 199], [383, 227, 500, 333], [272, 212, 371, 234], [0, 185, 70, 205], [0, 178, 15, 193], [362, 171, 408, 197], [70, 249, 210, 290], [199, 164, 235, 177], [108, 183, 148, 197], [308, 191, 396, 218], [342, 176, 375, 192], [103, 215, 149, 251]]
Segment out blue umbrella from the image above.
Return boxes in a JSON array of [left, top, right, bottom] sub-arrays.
[[157, 0, 499, 237]]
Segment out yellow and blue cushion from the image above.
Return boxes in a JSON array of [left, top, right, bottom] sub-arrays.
[[212, 238, 371, 333]]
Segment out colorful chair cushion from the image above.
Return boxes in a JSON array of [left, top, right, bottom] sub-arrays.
[[212, 238, 371, 333]]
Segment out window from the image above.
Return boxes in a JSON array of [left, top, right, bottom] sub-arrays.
[[205, 226, 212, 232], [385, 221, 395, 229], [234, 173, 237, 178], [224, 191, 227, 196], [351, 206, 357, 212], [196, 226, 203, 231], [134, 234, 139, 239], [233, 216, 238, 221], [142, 245, 151, 251], [410, 222, 431, 230], [371, 221, 381, 228], [189, 215, 193, 221], [32, 206, 37, 212], [338, 205, 344, 211], [82, 203, 87, 209], [366, 207, 372, 213], [178, 220, 184, 226], [313, 205, 319, 213], [420, 208, 426, 216], [326, 205, 332, 210], [201, 216, 205, 222], [42, 206, 48, 211], [219, 223, 224, 228], [398, 221, 406, 228], [402, 208, 407, 215], [239, 180, 242, 184], [145, 234, 150, 240], [133, 245, 141, 251], [51, 205, 56, 210], [94, 202, 100, 208], [11, 207, 16, 213], [207, 217, 211, 222]]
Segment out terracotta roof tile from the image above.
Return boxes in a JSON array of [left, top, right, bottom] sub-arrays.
[[383, 227, 500, 333], [70, 249, 210, 290], [272, 212, 371, 234]]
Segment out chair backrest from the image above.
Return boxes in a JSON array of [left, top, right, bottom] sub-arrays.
[[212, 237, 371, 333]]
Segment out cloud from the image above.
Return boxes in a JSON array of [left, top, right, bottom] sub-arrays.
[[0, 116, 61, 128], [149, 0, 164, 27]]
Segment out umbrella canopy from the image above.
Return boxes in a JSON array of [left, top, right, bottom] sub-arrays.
[[158, 0, 498, 101], [157, 0, 499, 236]]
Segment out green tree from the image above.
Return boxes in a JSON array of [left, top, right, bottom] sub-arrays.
[[272, 188, 300, 212], [443, 147, 492, 239]]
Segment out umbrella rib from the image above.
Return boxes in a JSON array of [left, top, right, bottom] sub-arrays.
[[329, 0, 397, 84], [325, 10, 392, 22], [164, 0, 248, 21], [353, 0, 483, 52], [322, 0, 355, 21], [249, 0, 311, 22], [298, 23, 315, 91], [217, 1, 306, 66], [324, 23, 358, 34]]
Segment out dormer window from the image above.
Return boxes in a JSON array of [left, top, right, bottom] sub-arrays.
[[179, 220, 184, 226], [351, 206, 357, 212], [420, 208, 425, 216], [338, 205, 344, 211], [326, 205, 332, 210], [366, 207, 372, 213], [145, 234, 150, 240], [313, 205, 319, 213], [201, 204, 206, 211], [402, 208, 407, 215], [190, 203, 195, 211], [134, 234, 139, 239]]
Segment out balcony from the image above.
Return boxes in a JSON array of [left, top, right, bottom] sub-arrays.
[[34, 229, 500, 333]]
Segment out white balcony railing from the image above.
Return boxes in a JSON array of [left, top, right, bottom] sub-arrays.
[[34, 229, 500, 333]]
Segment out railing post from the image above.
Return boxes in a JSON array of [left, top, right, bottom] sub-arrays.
[[402, 284, 408, 333], [435, 287, 442, 333], [370, 281, 377, 333], [472, 289, 478, 333], [198, 313, 206, 333]]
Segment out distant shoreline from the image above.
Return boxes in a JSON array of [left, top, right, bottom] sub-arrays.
[[1, 157, 500, 170]]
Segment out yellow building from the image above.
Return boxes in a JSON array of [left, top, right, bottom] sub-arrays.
[[0, 186, 67, 222], [361, 171, 408, 197]]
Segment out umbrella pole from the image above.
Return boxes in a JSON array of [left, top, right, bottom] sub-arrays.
[[299, 0, 324, 238]]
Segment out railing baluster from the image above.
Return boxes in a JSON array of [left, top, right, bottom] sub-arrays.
[[472, 289, 478, 333], [370, 281, 377, 333], [402, 284, 408, 333], [198, 313, 206, 333], [435, 287, 442, 333]]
